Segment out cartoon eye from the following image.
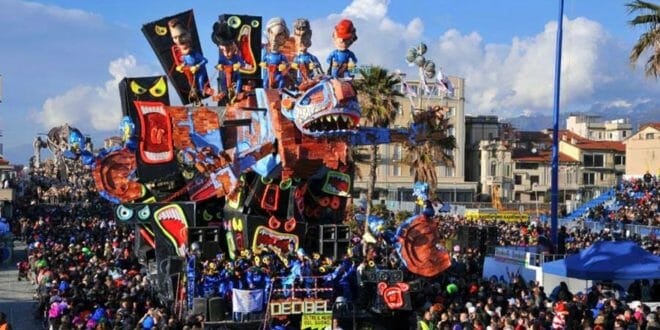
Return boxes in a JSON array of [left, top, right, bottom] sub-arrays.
[[155, 25, 168, 36], [137, 205, 151, 221], [227, 16, 241, 28], [116, 205, 134, 221], [203, 210, 213, 221], [130, 81, 147, 95], [251, 20, 260, 28], [232, 217, 243, 231], [148, 77, 167, 97]]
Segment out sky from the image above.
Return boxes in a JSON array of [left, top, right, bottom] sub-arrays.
[[0, 0, 658, 164]]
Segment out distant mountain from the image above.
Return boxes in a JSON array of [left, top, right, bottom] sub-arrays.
[[502, 102, 660, 133]]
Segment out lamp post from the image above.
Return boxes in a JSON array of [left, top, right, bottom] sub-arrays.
[[404, 42, 439, 113]]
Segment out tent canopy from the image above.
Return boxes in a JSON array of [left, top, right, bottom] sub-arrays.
[[542, 241, 660, 281]]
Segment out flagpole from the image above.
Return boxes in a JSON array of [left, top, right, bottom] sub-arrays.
[[550, 0, 564, 246]]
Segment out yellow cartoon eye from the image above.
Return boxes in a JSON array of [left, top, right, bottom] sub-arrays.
[[251, 20, 259, 28], [130, 81, 147, 95], [155, 25, 167, 36], [232, 217, 243, 231], [149, 77, 167, 97], [228, 16, 241, 29]]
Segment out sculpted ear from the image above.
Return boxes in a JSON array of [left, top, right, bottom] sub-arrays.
[[396, 283, 410, 292], [377, 282, 387, 295]]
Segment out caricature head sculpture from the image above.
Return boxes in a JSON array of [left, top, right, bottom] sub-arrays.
[[333, 19, 357, 50], [266, 17, 289, 52], [168, 18, 192, 54], [292, 78, 361, 136], [293, 18, 312, 53], [211, 19, 238, 58]]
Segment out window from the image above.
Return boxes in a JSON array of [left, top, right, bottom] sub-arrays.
[[609, 133, 613, 139], [396, 105, 404, 116], [505, 165, 511, 177], [622, 131, 627, 138], [614, 155, 625, 165], [516, 163, 538, 170], [600, 172, 605, 181], [566, 171, 572, 184], [583, 172, 595, 185], [583, 154, 604, 167], [392, 165, 400, 176], [514, 175, 522, 185], [514, 192, 521, 201], [645, 133, 655, 139], [448, 126, 455, 137], [488, 132, 494, 140], [446, 107, 455, 118], [490, 162, 497, 176], [530, 175, 540, 186], [392, 145, 402, 161]]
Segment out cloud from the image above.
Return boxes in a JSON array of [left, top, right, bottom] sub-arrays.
[[35, 55, 153, 132], [309, 0, 424, 72], [308, 0, 658, 120]]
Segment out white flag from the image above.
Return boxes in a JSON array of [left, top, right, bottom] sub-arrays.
[[232, 289, 264, 313]]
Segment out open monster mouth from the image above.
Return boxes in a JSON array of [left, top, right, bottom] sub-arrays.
[[189, 176, 216, 202], [134, 101, 174, 164], [397, 215, 450, 277], [302, 113, 360, 134], [294, 79, 362, 136], [378, 282, 409, 310], [322, 171, 351, 196], [154, 205, 189, 256], [252, 226, 298, 262], [238, 25, 256, 74]]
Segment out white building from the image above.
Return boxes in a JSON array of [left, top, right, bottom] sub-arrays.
[[566, 114, 632, 141]]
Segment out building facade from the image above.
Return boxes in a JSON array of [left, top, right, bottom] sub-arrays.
[[566, 114, 632, 141], [623, 123, 660, 176], [465, 116, 502, 183], [558, 130, 625, 200], [353, 76, 477, 204]]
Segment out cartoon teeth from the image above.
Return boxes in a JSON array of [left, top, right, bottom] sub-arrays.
[[144, 151, 173, 161]]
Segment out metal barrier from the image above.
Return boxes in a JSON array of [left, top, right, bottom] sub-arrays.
[[581, 221, 659, 238]]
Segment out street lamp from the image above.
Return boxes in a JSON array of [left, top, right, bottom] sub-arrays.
[[404, 42, 438, 111]]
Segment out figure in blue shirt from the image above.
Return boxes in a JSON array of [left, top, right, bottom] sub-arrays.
[[212, 19, 246, 102], [260, 17, 289, 89], [326, 19, 358, 78], [291, 19, 321, 86]]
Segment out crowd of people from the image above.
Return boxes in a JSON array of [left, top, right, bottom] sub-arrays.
[[4, 163, 659, 329], [587, 174, 659, 227], [26, 159, 96, 204]]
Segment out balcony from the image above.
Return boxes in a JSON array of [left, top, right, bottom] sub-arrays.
[[0, 188, 14, 202]]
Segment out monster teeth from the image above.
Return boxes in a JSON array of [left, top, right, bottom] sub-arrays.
[[332, 115, 338, 122], [145, 151, 173, 161], [141, 105, 165, 115]]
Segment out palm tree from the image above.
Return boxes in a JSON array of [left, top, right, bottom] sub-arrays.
[[626, 0, 660, 78], [403, 106, 456, 196], [352, 66, 403, 219]]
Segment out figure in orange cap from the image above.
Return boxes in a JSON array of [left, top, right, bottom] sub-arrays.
[[326, 19, 358, 78]]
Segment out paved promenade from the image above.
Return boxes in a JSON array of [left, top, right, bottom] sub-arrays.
[[0, 241, 42, 329]]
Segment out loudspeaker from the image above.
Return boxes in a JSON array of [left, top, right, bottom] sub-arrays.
[[199, 241, 221, 261], [167, 257, 185, 274], [486, 226, 498, 246], [208, 296, 228, 321], [137, 244, 155, 262], [192, 297, 208, 318], [361, 270, 404, 284]]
